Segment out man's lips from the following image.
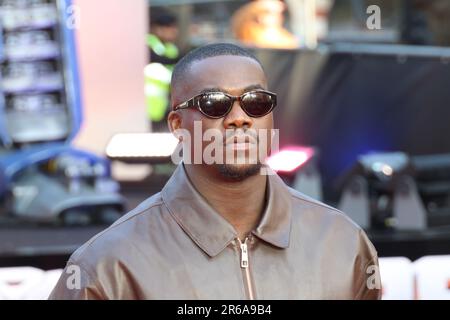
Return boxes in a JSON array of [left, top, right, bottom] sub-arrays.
[[224, 136, 257, 152], [227, 142, 255, 151], [224, 135, 258, 146]]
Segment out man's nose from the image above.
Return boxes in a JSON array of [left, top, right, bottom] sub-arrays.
[[223, 100, 253, 129]]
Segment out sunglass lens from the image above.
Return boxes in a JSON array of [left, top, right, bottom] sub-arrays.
[[242, 92, 275, 117], [199, 92, 232, 118]]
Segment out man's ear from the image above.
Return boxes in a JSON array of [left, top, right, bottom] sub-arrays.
[[167, 111, 182, 136]]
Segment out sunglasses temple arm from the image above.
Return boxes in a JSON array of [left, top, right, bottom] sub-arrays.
[[173, 99, 195, 110], [174, 101, 190, 110]]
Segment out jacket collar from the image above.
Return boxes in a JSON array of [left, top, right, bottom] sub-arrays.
[[161, 164, 292, 257]]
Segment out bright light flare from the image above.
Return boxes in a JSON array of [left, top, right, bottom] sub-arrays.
[[266, 147, 315, 172]]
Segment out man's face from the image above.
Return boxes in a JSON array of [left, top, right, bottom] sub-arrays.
[[153, 25, 179, 43], [169, 55, 274, 181]]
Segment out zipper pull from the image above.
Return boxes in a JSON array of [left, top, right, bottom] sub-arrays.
[[239, 238, 249, 268]]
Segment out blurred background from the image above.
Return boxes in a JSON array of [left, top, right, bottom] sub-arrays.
[[1, 0, 450, 299]]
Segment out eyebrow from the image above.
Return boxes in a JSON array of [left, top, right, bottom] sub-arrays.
[[199, 84, 265, 95]]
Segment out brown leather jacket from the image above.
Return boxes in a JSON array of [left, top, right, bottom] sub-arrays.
[[49, 164, 381, 300]]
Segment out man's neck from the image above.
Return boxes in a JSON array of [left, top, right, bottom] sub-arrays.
[[184, 164, 267, 240]]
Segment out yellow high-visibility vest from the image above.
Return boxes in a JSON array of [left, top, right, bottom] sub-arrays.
[[145, 34, 179, 122]]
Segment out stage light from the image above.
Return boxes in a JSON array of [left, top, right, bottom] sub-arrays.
[[337, 152, 427, 231], [411, 153, 450, 228]]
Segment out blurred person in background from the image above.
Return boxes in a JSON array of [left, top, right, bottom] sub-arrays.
[[145, 7, 180, 132], [231, 0, 300, 49], [408, 0, 450, 46]]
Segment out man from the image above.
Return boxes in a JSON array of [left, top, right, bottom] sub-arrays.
[[49, 43, 381, 299]]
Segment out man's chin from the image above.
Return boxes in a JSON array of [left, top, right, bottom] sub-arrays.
[[217, 163, 262, 181]]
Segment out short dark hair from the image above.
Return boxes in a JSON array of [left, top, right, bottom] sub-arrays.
[[171, 43, 262, 93]]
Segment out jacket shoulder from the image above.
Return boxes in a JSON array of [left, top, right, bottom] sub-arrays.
[[51, 193, 167, 299], [69, 192, 165, 266], [287, 186, 360, 229], [286, 187, 378, 256]]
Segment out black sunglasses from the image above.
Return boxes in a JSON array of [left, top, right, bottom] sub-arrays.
[[173, 90, 277, 119]]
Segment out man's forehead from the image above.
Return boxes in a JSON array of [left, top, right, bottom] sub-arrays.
[[184, 55, 267, 94]]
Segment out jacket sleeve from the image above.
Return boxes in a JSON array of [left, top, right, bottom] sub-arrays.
[[353, 230, 382, 300], [353, 254, 382, 300], [48, 262, 105, 300]]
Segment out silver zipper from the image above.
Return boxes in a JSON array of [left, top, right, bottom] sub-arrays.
[[239, 237, 249, 268], [237, 236, 255, 299]]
